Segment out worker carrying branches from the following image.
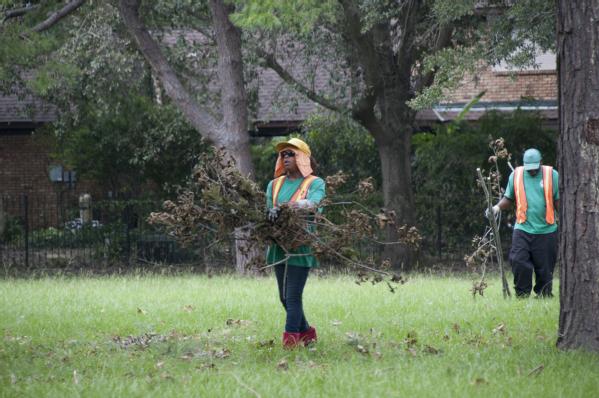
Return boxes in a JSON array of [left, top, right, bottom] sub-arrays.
[[486, 148, 559, 298]]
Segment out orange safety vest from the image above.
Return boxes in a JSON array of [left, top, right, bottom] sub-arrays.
[[513, 165, 555, 225], [272, 175, 318, 207]]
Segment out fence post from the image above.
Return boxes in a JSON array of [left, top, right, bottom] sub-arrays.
[[22, 194, 29, 269], [436, 205, 442, 258]]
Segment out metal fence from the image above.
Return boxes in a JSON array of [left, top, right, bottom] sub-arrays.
[[0, 192, 512, 271], [0, 193, 233, 270]]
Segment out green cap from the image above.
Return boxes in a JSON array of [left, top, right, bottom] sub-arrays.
[[523, 148, 542, 170]]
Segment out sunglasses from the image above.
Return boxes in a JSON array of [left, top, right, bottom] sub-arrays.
[[279, 150, 295, 158]]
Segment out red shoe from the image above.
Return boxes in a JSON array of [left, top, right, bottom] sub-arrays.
[[282, 332, 301, 349], [300, 326, 317, 346]]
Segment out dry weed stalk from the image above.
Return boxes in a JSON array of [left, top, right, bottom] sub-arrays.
[[466, 138, 513, 298]]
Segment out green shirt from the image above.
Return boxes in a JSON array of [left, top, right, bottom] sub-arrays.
[[504, 168, 559, 234], [265, 176, 326, 267]]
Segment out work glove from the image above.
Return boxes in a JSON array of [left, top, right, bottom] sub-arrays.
[[293, 199, 314, 209], [484, 205, 500, 219], [267, 207, 281, 223]]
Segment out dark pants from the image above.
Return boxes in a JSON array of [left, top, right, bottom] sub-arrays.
[[509, 229, 557, 297], [274, 264, 310, 333]]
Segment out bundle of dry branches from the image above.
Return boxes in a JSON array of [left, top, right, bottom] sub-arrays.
[[148, 149, 421, 290]]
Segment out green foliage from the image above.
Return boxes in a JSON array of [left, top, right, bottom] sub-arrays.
[[432, 0, 478, 24], [410, 0, 557, 109], [0, 215, 23, 244], [250, 140, 278, 191], [231, 0, 338, 33], [479, 109, 557, 170], [412, 110, 557, 253], [486, 0, 555, 68], [250, 114, 381, 193], [304, 114, 381, 190], [409, 46, 482, 111], [53, 96, 208, 196]]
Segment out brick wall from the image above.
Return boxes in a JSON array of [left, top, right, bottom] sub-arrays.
[[0, 131, 98, 228], [0, 132, 55, 197], [445, 67, 557, 103]]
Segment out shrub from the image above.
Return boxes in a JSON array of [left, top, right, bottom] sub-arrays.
[[412, 110, 557, 254]]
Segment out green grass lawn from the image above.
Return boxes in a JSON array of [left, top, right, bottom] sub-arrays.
[[1, 273, 598, 397]]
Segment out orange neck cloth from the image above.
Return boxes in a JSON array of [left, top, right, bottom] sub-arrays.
[[274, 147, 313, 178]]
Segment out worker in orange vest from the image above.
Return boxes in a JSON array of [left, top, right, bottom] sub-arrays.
[[487, 148, 559, 297], [266, 138, 326, 348]]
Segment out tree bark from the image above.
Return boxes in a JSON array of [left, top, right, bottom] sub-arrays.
[[119, 0, 258, 274], [209, 0, 253, 177], [556, 0, 599, 351], [209, 0, 258, 274], [118, 0, 221, 141]]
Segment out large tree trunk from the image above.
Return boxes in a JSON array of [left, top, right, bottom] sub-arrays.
[[556, 0, 599, 351], [119, 0, 258, 274], [208, 0, 259, 274], [374, 118, 416, 269], [209, 0, 253, 177]]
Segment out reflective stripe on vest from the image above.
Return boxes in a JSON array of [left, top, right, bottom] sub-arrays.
[[514, 165, 555, 225], [272, 175, 318, 207]]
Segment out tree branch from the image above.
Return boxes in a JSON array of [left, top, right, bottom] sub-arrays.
[[118, 0, 221, 143], [31, 0, 85, 33], [413, 23, 454, 93], [256, 48, 346, 114], [336, 0, 385, 132], [3, 4, 39, 22]]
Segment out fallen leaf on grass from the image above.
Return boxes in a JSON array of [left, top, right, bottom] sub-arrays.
[[492, 323, 506, 334], [423, 345, 440, 355], [181, 348, 230, 360], [528, 364, 544, 377], [277, 359, 289, 370], [404, 331, 418, 347], [257, 339, 274, 348], [112, 333, 167, 349], [180, 352, 195, 361], [226, 319, 252, 327], [345, 332, 362, 345], [471, 377, 488, 385], [214, 348, 231, 359]]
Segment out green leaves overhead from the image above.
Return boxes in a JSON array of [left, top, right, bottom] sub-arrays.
[[432, 0, 478, 24], [230, 0, 338, 33]]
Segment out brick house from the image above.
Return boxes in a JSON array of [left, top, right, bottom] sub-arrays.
[[0, 95, 100, 228], [417, 53, 557, 128]]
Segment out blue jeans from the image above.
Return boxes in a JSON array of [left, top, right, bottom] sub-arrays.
[[274, 264, 310, 333]]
